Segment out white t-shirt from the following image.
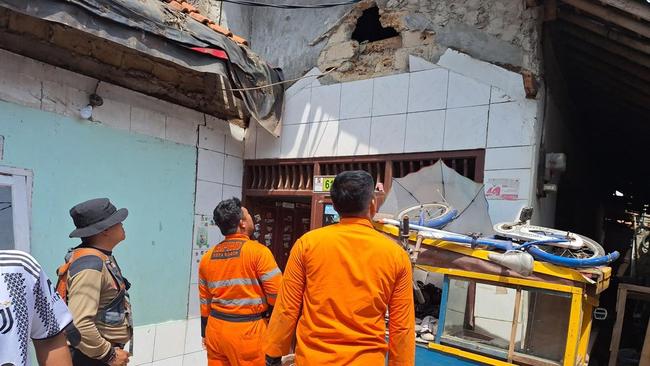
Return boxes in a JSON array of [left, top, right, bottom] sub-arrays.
[[0, 250, 73, 366]]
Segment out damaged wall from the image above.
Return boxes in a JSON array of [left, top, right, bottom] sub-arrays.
[[237, 0, 542, 80]]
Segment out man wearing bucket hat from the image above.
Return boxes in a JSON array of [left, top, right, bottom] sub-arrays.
[[56, 198, 132, 366]]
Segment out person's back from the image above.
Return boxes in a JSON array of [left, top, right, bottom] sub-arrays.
[[199, 198, 281, 366], [0, 250, 73, 366], [264, 171, 415, 366], [292, 219, 412, 364]]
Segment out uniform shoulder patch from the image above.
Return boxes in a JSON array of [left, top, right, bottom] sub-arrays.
[[68, 255, 104, 277]]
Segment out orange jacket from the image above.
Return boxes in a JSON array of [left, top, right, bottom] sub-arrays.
[[264, 218, 415, 366], [199, 234, 282, 317]]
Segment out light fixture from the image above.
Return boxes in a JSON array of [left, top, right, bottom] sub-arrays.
[[79, 93, 103, 120]]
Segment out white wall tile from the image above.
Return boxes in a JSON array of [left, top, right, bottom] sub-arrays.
[[285, 67, 321, 99], [183, 351, 207, 366], [131, 106, 166, 139], [187, 285, 201, 318], [437, 49, 526, 101], [152, 356, 183, 366], [372, 73, 409, 116], [189, 249, 201, 284], [490, 86, 512, 104], [484, 169, 533, 201], [94, 99, 131, 132], [369, 114, 406, 154], [485, 146, 534, 170], [283, 88, 311, 125], [0, 70, 42, 109], [309, 84, 340, 122], [41, 82, 89, 118], [443, 105, 488, 150], [198, 125, 226, 153], [407, 68, 448, 113], [195, 180, 222, 216], [225, 135, 244, 158], [243, 123, 257, 159], [153, 321, 187, 361], [309, 121, 339, 157], [222, 184, 242, 200], [487, 199, 528, 225], [404, 110, 445, 153], [184, 318, 204, 354], [281, 123, 312, 158], [131, 325, 156, 365], [223, 156, 243, 186], [487, 101, 537, 148], [409, 55, 439, 72], [166, 117, 198, 146], [340, 79, 373, 120], [197, 149, 225, 184], [447, 72, 491, 109], [337, 118, 371, 156], [255, 128, 281, 159]]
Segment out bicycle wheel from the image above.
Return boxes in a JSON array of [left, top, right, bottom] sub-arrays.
[[494, 223, 605, 259], [397, 203, 456, 229]]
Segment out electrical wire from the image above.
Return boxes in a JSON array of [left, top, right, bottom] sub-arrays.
[[220, 0, 361, 9], [220, 67, 338, 91]]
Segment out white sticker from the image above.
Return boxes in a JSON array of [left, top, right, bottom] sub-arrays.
[[485, 178, 520, 200]]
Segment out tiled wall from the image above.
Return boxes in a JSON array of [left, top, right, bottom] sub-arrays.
[[247, 50, 541, 224], [0, 49, 243, 364], [130, 318, 207, 365]]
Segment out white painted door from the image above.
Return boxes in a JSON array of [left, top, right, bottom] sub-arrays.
[[0, 172, 31, 252]]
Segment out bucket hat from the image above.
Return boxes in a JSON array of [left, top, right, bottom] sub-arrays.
[[69, 198, 128, 238]]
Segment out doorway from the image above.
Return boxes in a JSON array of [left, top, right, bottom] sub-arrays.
[[0, 167, 32, 252], [247, 196, 311, 271]]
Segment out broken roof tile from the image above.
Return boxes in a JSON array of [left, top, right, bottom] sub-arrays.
[[190, 12, 210, 24], [168, 0, 183, 12], [161, 0, 248, 46], [180, 2, 198, 13]]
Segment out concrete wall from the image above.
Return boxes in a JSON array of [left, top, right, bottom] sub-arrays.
[[224, 0, 542, 80], [247, 50, 543, 225], [0, 48, 245, 365]]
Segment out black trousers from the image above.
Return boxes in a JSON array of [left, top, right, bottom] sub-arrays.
[[69, 347, 108, 366]]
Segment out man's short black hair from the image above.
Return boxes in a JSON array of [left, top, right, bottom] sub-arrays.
[[213, 197, 242, 235], [330, 170, 374, 216]]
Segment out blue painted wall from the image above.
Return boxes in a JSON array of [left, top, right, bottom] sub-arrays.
[[0, 101, 196, 325], [416, 346, 484, 365]]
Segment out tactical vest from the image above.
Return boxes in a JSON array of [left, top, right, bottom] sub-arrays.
[[56, 247, 133, 328]]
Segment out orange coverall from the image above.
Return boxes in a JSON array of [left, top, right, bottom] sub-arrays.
[[264, 217, 415, 366], [199, 234, 282, 366]]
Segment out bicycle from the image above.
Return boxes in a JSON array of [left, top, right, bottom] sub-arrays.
[[378, 205, 619, 268]]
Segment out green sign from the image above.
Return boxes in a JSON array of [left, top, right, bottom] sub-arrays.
[[313, 175, 336, 193]]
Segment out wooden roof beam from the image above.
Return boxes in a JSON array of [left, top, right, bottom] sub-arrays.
[[557, 22, 650, 68], [558, 11, 650, 55], [565, 52, 650, 98], [558, 36, 650, 83], [598, 0, 650, 22], [566, 73, 650, 110], [560, 0, 650, 38]]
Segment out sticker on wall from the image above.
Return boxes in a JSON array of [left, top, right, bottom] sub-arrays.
[[485, 178, 520, 200], [195, 215, 213, 248]]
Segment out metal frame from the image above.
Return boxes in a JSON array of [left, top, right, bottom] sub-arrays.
[[431, 269, 588, 366], [0, 165, 33, 252]]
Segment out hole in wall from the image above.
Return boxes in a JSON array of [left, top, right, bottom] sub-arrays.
[[351, 6, 399, 43]]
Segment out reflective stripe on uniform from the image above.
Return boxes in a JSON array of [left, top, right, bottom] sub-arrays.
[[260, 268, 281, 282], [212, 297, 266, 306], [207, 278, 260, 289], [199, 279, 207, 286], [200, 298, 209, 305]]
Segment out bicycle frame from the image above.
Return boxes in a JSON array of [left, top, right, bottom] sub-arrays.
[[378, 218, 620, 268]]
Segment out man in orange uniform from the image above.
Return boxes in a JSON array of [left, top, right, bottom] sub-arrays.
[[264, 171, 415, 366], [199, 197, 282, 366]]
